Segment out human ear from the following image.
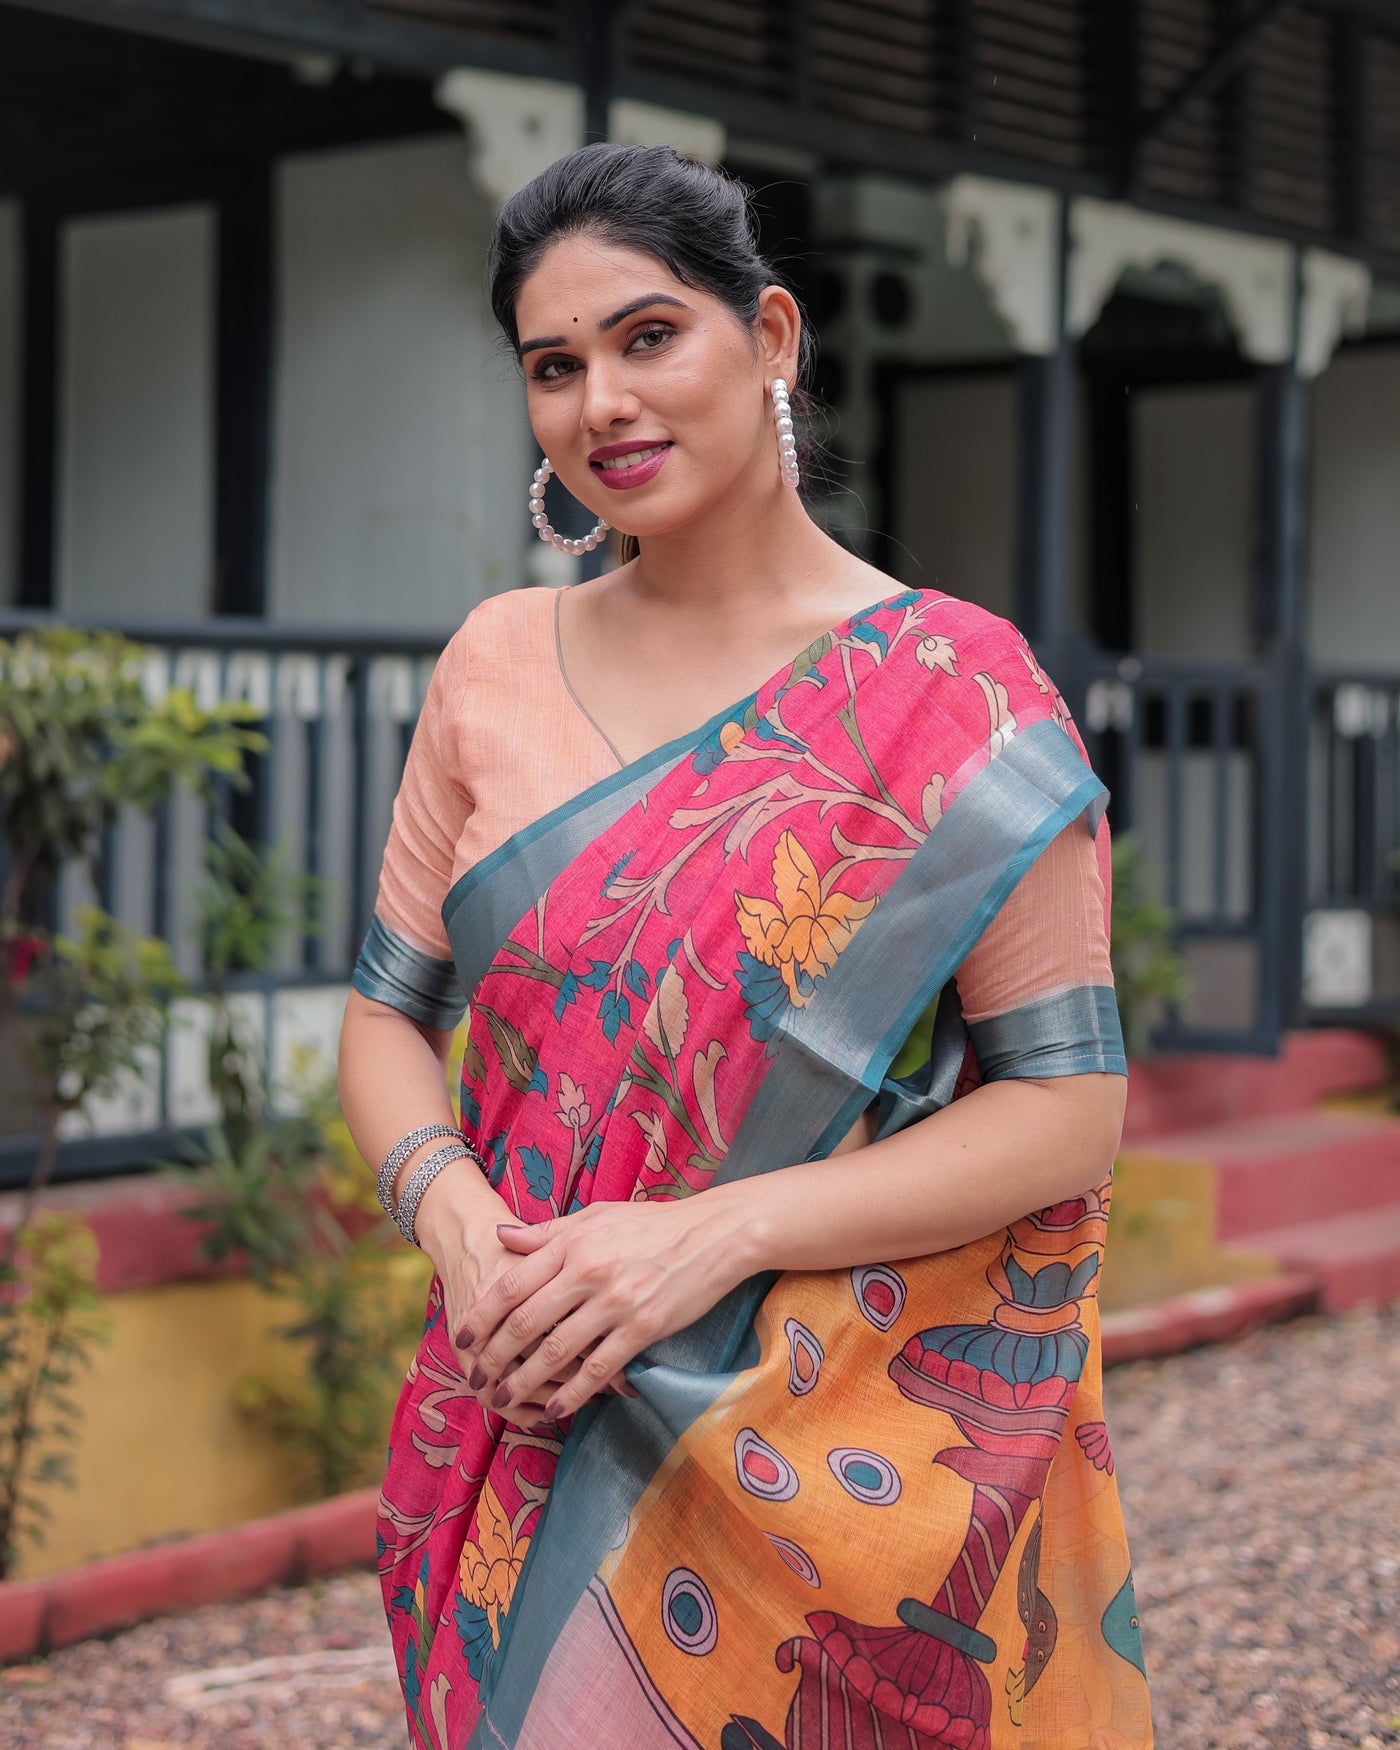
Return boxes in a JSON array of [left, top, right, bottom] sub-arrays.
[[755, 285, 802, 386]]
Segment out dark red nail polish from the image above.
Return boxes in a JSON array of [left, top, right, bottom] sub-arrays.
[[491, 1385, 512, 1410], [456, 1326, 474, 1348], [469, 1365, 487, 1391], [544, 1398, 563, 1421]]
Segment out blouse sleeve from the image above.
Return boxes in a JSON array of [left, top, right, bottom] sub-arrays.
[[955, 815, 1127, 1080], [350, 624, 473, 1030]]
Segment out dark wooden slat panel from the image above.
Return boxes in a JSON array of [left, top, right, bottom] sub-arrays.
[[810, 0, 943, 140], [368, 0, 559, 37], [628, 0, 790, 101], [1242, 8, 1339, 234]]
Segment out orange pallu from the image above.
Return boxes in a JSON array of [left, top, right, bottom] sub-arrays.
[[373, 590, 1152, 1749]]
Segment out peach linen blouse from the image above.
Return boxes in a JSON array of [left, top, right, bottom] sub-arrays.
[[359, 586, 1115, 1062]]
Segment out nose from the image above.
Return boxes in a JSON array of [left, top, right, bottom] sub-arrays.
[[578, 355, 639, 436]]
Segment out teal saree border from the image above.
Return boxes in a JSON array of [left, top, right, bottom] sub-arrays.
[[469, 715, 1109, 1747]]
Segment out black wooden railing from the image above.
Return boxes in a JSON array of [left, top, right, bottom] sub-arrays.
[[0, 612, 449, 1190], [1072, 650, 1400, 1052]]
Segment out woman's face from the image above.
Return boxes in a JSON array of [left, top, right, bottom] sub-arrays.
[[513, 233, 796, 540]]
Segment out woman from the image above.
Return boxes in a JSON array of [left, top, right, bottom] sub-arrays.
[[340, 144, 1151, 1750]]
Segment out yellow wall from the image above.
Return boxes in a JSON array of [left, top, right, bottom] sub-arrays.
[[20, 1280, 296, 1580], [18, 1256, 429, 1583], [1101, 1151, 1274, 1311]]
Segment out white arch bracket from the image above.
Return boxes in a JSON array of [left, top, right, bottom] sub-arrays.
[[435, 68, 584, 205], [1298, 249, 1372, 379], [940, 175, 1060, 356], [1069, 197, 1293, 364]]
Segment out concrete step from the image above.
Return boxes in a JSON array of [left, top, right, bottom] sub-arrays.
[[1122, 1029, 1391, 1145], [1122, 1108, 1400, 1241], [1101, 1272, 1320, 1367], [1240, 1204, 1400, 1312]]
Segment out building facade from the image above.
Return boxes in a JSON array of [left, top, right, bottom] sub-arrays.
[[2, 0, 1398, 1182]]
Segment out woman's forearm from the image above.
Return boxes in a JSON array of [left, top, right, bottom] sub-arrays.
[[707, 1072, 1126, 1281], [337, 989, 505, 1243]]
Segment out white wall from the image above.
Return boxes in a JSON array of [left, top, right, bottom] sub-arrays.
[[1134, 384, 1254, 660], [890, 372, 1090, 643], [58, 205, 215, 620], [270, 134, 528, 630], [0, 201, 22, 604], [1309, 347, 1400, 669], [891, 374, 1019, 619]]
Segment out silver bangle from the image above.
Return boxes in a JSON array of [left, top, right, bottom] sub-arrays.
[[396, 1142, 478, 1248], [376, 1124, 462, 1218]]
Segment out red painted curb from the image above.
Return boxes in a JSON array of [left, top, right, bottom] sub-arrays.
[[0, 1487, 379, 1662], [1101, 1271, 1321, 1368]]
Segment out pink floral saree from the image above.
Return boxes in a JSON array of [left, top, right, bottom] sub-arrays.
[[372, 589, 1151, 1750]]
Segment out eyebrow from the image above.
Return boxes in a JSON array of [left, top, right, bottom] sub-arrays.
[[518, 293, 692, 357]]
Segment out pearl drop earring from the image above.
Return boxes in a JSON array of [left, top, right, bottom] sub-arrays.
[[528, 458, 610, 556], [771, 378, 800, 488]]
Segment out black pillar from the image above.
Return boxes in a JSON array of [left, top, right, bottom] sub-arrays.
[[1015, 197, 1075, 688], [1254, 254, 1310, 1039], [214, 163, 273, 618], [18, 200, 59, 609]]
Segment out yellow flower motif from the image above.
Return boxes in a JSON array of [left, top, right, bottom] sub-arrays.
[[915, 634, 959, 676], [735, 831, 876, 1007], [458, 1480, 531, 1647]]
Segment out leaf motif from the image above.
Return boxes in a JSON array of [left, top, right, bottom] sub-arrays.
[[476, 1005, 537, 1093], [772, 830, 821, 920], [915, 634, 959, 676], [599, 990, 631, 1044], [461, 1034, 486, 1086], [921, 776, 946, 830], [973, 671, 1018, 754], [643, 965, 690, 1059], [518, 1144, 555, 1202], [429, 1674, 453, 1749], [630, 1108, 670, 1175], [552, 968, 579, 1022], [692, 1039, 728, 1154]]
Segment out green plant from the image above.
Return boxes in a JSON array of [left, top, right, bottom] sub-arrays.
[[0, 628, 261, 933], [0, 1215, 110, 1576], [0, 626, 262, 1576], [176, 828, 416, 1497], [195, 822, 327, 1156], [1110, 832, 1190, 1059], [234, 1239, 423, 1498]]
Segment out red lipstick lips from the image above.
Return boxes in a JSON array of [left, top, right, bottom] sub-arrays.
[[588, 440, 673, 491]]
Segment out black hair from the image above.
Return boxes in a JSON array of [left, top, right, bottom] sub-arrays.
[[488, 143, 820, 547]]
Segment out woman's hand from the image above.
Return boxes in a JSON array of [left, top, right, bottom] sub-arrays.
[[414, 1169, 634, 1430], [457, 1191, 754, 1423]]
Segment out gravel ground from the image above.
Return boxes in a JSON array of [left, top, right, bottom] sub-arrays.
[[1, 1303, 1397, 1749]]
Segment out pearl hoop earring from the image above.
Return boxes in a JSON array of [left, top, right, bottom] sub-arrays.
[[771, 378, 800, 488], [528, 458, 610, 556]]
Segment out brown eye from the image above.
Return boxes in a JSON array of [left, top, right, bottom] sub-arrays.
[[534, 357, 576, 382], [629, 324, 674, 353]]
